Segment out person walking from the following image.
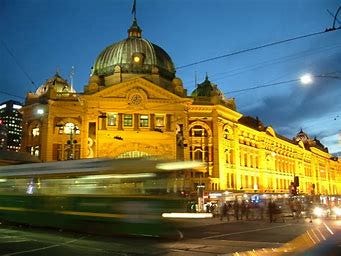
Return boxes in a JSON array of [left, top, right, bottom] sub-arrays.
[[220, 202, 228, 221], [240, 200, 246, 220], [233, 200, 240, 220], [268, 200, 276, 223], [258, 200, 265, 220]]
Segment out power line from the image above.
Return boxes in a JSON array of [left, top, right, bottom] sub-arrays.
[[212, 44, 341, 82], [225, 79, 299, 95], [1, 40, 36, 87], [181, 43, 341, 88], [176, 26, 340, 70], [225, 71, 341, 95], [0, 90, 25, 101]]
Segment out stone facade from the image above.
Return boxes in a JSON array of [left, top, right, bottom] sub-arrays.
[[20, 19, 341, 197]]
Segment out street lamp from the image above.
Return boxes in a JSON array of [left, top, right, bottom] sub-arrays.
[[299, 73, 341, 85], [300, 74, 313, 85], [56, 122, 79, 160], [65, 123, 79, 160], [226, 73, 341, 95]]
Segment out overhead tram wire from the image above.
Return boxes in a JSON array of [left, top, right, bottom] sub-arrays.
[[226, 70, 341, 96], [175, 26, 341, 70], [1, 40, 36, 88], [212, 43, 341, 82], [0, 90, 25, 100], [181, 43, 341, 88], [224, 79, 299, 95]]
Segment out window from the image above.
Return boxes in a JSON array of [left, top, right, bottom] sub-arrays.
[[139, 115, 149, 127], [63, 123, 80, 134], [155, 115, 164, 127], [31, 146, 39, 157], [32, 127, 40, 136], [64, 123, 74, 134], [107, 113, 117, 126], [123, 114, 133, 127], [190, 125, 207, 137], [194, 149, 203, 161]]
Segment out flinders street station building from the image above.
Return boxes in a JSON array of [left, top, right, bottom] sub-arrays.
[[20, 17, 341, 198]]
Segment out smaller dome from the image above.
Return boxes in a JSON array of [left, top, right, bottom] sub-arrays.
[[172, 77, 183, 87], [35, 73, 75, 96], [89, 74, 100, 84], [294, 129, 309, 143], [191, 75, 226, 100]]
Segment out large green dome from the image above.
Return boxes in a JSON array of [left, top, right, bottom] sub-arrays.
[[91, 20, 176, 81]]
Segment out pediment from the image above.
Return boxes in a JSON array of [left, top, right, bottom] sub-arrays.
[[88, 77, 185, 102]]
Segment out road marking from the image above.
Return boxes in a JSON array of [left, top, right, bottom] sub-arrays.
[[201, 223, 292, 239], [0, 236, 86, 256]]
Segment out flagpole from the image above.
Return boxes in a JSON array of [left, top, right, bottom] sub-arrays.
[[132, 0, 136, 20]]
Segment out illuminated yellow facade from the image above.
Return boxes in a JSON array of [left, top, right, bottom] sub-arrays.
[[21, 19, 341, 196]]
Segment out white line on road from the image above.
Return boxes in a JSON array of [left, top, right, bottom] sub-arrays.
[[201, 223, 292, 239], [0, 236, 87, 256]]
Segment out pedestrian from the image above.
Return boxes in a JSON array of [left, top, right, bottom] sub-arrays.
[[210, 203, 216, 217], [233, 200, 240, 220], [259, 200, 265, 220], [245, 201, 250, 220], [220, 202, 228, 221], [226, 202, 232, 221], [268, 200, 276, 223], [241, 200, 246, 220], [206, 203, 210, 213]]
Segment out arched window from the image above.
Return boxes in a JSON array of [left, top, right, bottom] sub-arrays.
[[194, 148, 203, 161], [64, 122, 80, 135], [190, 125, 208, 137], [230, 149, 234, 164]]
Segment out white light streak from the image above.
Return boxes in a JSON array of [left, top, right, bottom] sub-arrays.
[[161, 212, 213, 218]]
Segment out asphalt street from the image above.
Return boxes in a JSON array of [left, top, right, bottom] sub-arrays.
[[0, 217, 339, 255]]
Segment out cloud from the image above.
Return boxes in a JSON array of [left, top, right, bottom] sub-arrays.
[[243, 51, 341, 142]]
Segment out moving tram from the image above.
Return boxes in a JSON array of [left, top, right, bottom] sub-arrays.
[[0, 158, 202, 239]]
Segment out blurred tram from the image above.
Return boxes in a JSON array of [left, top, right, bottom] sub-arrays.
[[0, 158, 203, 239]]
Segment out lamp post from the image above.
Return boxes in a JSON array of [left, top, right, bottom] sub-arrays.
[[36, 107, 47, 160], [66, 124, 78, 160], [56, 122, 79, 160], [197, 184, 205, 212]]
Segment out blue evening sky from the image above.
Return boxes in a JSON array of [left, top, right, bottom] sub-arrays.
[[1, 0, 340, 154]]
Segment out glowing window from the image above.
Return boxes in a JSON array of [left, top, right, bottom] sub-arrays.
[[32, 127, 40, 136], [63, 123, 80, 134], [123, 114, 133, 127], [107, 113, 117, 126], [139, 115, 149, 127], [155, 115, 164, 127]]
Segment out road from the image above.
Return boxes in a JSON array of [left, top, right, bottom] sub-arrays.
[[0, 217, 340, 255]]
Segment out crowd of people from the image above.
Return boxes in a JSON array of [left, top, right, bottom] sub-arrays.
[[206, 199, 267, 221], [188, 195, 339, 223], [202, 198, 307, 223]]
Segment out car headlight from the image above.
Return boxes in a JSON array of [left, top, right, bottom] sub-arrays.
[[313, 207, 324, 217]]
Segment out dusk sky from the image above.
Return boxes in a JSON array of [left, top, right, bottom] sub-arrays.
[[1, 0, 340, 154]]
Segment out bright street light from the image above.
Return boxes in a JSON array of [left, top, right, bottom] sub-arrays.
[[226, 73, 340, 94], [36, 108, 44, 115], [300, 73, 313, 85], [300, 73, 341, 85]]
